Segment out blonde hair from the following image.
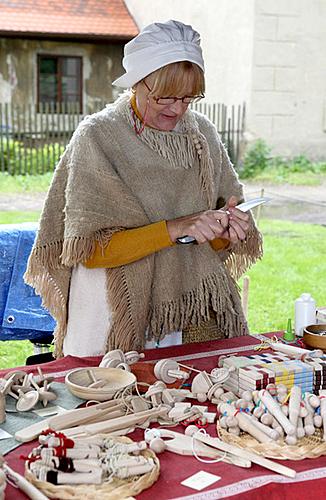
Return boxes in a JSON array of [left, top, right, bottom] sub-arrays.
[[144, 61, 205, 97]]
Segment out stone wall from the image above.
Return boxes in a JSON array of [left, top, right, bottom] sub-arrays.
[[0, 38, 124, 112], [249, 0, 326, 158]]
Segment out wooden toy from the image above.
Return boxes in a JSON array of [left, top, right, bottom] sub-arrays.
[[144, 382, 166, 406], [269, 342, 323, 359], [191, 371, 213, 398], [130, 396, 151, 413], [314, 414, 322, 428], [186, 428, 296, 478], [228, 426, 241, 436], [100, 349, 145, 368], [149, 438, 166, 454], [62, 406, 168, 438], [276, 385, 288, 404], [3, 370, 26, 383], [16, 389, 39, 412], [219, 403, 275, 443], [221, 351, 318, 395], [1, 454, 48, 500], [297, 417, 305, 439], [307, 394, 320, 409], [155, 429, 251, 467], [15, 399, 128, 443], [99, 349, 125, 368], [161, 388, 175, 405], [0, 469, 5, 500], [124, 351, 145, 365], [31, 464, 103, 485], [25, 432, 160, 498], [288, 385, 302, 431], [1, 369, 57, 416], [154, 359, 189, 384], [40, 445, 99, 460], [37, 386, 57, 407], [260, 413, 273, 426], [320, 390, 326, 441], [115, 459, 156, 479], [258, 390, 295, 436], [303, 396, 316, 436], [51, 399, 126, 429]]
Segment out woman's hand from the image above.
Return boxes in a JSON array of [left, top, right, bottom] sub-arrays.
[[167, 209, 230, 244], [223, 196, 250, 244], [166, 196, 251, 245]]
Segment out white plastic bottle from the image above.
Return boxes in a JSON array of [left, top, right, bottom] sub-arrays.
[[294, 293, 316, 337]]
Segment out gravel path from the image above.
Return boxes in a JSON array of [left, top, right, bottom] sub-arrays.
[[244, 180, 326, 226], [1, 180, 325, 225]]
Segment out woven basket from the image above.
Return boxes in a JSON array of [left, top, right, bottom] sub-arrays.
[[218, 427, 326, 461], [25, 435, 160, 499], [183, 314, 225, 343]]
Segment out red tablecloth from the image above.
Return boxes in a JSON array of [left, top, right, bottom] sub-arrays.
[[2, 333, 326, 500]]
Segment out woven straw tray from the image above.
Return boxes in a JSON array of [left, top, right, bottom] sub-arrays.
[[218, 427, 326, 461], [25, 435, 160, 500]]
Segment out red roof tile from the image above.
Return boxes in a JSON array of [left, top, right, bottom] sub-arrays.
[[0, 0, 138, 39]]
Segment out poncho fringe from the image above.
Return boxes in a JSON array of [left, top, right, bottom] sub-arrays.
[[226, 226, 263, 281], [105, 266, 139, 352], [147, 269, 248, 343], [24, 246, 67, 358]]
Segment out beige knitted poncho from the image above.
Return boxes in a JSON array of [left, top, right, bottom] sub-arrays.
[[25, 93, 262, 357]]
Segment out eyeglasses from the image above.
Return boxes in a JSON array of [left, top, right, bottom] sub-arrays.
[[143, 79, 204, 105]]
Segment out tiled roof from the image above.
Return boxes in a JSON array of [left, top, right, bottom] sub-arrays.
[[0, 0, 138, 39]]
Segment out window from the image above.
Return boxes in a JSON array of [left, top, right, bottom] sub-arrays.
[[38, 55, 82, 111]]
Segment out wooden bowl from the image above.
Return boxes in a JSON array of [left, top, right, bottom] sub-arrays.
[[65, 367, 136, 401], [303, 324, 326, 352]]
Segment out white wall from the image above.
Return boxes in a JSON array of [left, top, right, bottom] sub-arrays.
[[125, 0, 255, 106]]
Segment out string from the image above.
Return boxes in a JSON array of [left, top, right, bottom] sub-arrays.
[[131, 98, 149, 136], [191, 428, 227, 464], [134, 381, 151, 402]]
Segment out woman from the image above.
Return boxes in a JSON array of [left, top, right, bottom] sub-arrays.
[[25, 20, 262, 358]]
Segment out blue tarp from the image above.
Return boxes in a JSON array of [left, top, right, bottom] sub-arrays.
[[0, 223, 55, 341]]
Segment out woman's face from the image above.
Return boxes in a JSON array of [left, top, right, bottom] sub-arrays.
[[135, 74, 194, 131]]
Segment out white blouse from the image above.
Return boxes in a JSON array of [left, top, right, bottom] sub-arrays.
[[63, 264, 182, 356]]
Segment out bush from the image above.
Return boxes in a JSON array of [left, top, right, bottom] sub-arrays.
[[1, 139, 64, 175], [240, 140, 326, 180], [272, 155, 326, 174], [240, 139, 271, 178]]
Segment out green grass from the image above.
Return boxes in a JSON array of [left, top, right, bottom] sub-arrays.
[[0, 172, 53, 193], [0, 340, 36, 368], [1, 218, 324, 369], [0, 170, 325, 195], [239, 219, 326, 333], [0, 211, 40, 224], [251, 170, 324, 186]]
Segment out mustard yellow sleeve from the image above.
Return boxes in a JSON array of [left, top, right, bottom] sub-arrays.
[[209, 238, 230, 251], [84, 220, 174, 269]]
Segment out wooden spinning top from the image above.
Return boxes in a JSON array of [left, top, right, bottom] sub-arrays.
[[154, 359, 189, 384]]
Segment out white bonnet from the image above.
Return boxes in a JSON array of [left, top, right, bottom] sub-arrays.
[[113, 19, 204, 88]]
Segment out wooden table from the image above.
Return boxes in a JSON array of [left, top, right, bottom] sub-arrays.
[[2, 333, 326, 500]]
